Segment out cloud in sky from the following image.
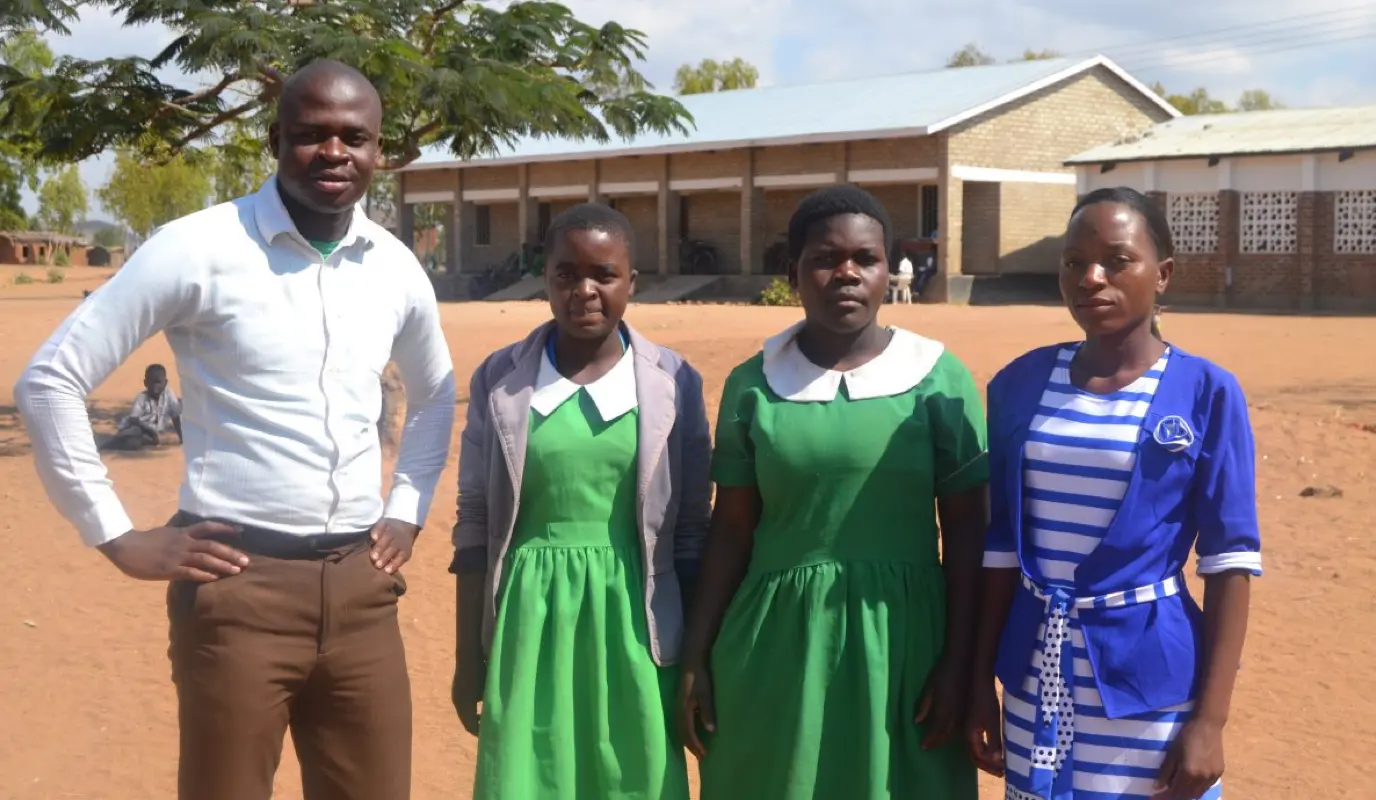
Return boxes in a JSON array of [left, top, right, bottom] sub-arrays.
[[22, 0, 1376, 221]]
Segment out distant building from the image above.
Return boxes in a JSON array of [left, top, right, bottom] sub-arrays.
[[87, 245, 126, 269], [1069, 104, 1376, 311], [0, 231, 89, 266], [398, 55, 1176, 302]]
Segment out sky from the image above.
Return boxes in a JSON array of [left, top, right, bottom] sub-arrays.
[[20, 0, 1376, 221]]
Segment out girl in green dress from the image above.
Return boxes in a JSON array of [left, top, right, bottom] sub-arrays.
[[679, 185, 989, 799], [452, 203, 712, 799]]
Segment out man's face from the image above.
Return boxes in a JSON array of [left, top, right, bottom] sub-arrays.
[[268, 76, 382, 214]]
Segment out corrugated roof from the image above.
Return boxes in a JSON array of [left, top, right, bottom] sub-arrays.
[[1066, 104, 1376, 164], [406, 55, 1173, 171]]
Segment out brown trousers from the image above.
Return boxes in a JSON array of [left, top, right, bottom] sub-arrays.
[[166, 520, 412, 800]]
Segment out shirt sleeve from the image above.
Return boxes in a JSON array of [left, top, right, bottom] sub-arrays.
[[1193, 370, 1263, 576], [382, 267, 457, 527], [982, 368, 1019, 569], [710, 364, 758, 488], [927, 351, 990, 496], [166, 388, 182, 417], [13, 228, 201, 546]]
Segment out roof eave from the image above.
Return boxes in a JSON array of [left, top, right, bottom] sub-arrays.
[[401, 125, 933, 172], [1065, 143, 1376, 166]]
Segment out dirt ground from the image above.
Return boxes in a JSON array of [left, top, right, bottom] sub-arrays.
[[3, 269, 1375, 798]]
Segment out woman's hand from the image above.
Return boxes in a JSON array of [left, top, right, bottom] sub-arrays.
[[451, 657, 487, 736], [914, 654, 969, 750], [1155, 719, 1225, 799], [964, 680, 1006, 777], [677, 660, 717, 760]]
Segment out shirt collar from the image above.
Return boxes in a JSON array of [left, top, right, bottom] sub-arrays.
[[761, 320, 946, 402], [252, 175, 374, 255], [530, 342, 638, 422]]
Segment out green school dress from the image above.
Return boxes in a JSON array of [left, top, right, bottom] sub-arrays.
[[474, 383, 689, 800], [701, 326, 987, 800]]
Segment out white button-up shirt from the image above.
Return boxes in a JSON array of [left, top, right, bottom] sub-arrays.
[[14, 178, 457, 546]]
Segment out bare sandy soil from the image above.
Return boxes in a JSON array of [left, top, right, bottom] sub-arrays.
[[2, 281, 1374, 798]]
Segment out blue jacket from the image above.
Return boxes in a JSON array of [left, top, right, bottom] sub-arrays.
[[987, 344, 1262, 718]]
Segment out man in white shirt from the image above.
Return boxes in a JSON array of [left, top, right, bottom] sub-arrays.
[[14, 60, 455, 800]]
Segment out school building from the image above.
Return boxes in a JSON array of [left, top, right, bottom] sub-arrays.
[[1069, 103, 1376, 312], [398, 55, 1176, 302]]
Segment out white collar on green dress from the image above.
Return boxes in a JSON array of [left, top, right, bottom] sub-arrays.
[[530, 344, 638, 421], [761, 321, 946, 403]]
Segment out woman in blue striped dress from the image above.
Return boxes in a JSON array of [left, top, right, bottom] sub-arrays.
[[966, 187, 1261, 800]]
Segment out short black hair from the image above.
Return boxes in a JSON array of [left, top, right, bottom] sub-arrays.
[[1071, 187, 1176, 260], [787, 184, 893, 261], [543, 202, 636, 264], [145, 364, 167, 379]]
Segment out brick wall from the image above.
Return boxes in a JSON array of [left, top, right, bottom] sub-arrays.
[[600, 156, 661, 184], [403, 169, 454, 195], [868, 184, 921, 242], [612, 195, 660, 275], [847, 137, 940, 171], [756, 144, 844, 176], [671, 150, 746, 181], [764, 188, 810, 246], [945, 67, 1172, 172], [998, 183, 1076, 274], [475, 201, 521, 266], [529, 161, 591, 187], [463, 166, 519, 191], [961, 182, 1000, 275], [682, 192, 741, 273]]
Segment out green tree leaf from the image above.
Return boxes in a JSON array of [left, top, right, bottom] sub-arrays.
[[36, 163, 87, 234], [97, 150, 213, 241]]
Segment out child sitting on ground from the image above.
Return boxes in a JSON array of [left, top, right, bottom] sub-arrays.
[[99, 364, 182, 451]]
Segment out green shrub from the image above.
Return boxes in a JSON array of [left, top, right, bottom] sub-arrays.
[[758, 277, 800, 306], [13, 272, 35, 285], [47, 267, 66, 284], [53, 249, 71, 267]]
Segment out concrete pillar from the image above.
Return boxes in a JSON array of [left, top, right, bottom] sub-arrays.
[[658, 168, 681, 276], [933, 166, 962, 303], [1218, 190, 1240, 308], [740, 148, 764, 275], [1297, 191, 1317, 312], [517, 164, 539, 247], [446, 170, 463, 274], [588, 161, 603, 205]]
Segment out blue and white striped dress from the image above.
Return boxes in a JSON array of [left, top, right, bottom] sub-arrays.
[[989, 346, 1222, 800]]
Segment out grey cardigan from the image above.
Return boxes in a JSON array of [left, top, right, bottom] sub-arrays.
[[451, 321, 711, 666]]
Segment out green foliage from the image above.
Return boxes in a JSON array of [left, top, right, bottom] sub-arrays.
[[92, 224, 125, 248], [758, 277, 799, 307], [208, 121, 275, 203], [1149, 83, 1285, 116], [47, 265, 65, 282], [673, 58, 759, 95], [945, 43, 996, 68], [36, 164, 87, 234], [1, 1, 692, 170], [1017, 49, 1061, 61], [1237, 89, 1284, 112], [0, 27, 54, 231], [12, 271, 35, 285], [97, 150, 213, 240]]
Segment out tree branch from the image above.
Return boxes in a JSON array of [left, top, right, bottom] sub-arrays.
[[422, 0, 468, 57], [174, 72, 241, 107], [174, 99, 261, 149]]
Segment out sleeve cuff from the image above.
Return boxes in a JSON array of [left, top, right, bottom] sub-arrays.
[[382, 483, 425, 527], [710, 459, 757, 487], [1197, 552, 1263, 576], [77, 498, 135, 547], [983, 550, 1020, 569], [937, 451, 990, 495]]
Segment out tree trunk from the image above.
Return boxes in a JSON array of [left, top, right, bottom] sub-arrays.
[[379, 362, 407, 457]]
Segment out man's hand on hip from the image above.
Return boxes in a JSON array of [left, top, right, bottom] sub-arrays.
[[370, 519, 419, 574], [97, 521, 248, 582]]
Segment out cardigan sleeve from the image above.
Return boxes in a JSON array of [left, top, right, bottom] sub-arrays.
[[1193, 369, 1263, 576]]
